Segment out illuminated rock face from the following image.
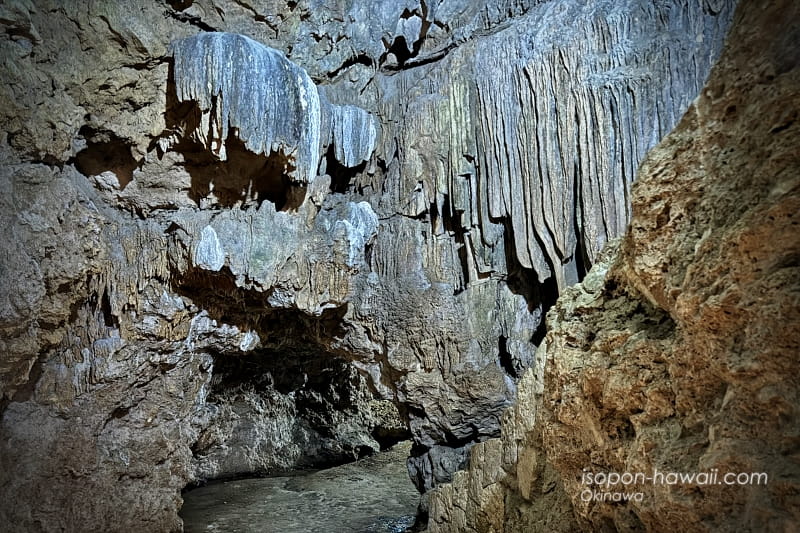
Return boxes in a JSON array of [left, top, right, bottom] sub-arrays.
[[0, 0, 743, 531], [170, 32, 378, 180], [171, 32, 324, 180]]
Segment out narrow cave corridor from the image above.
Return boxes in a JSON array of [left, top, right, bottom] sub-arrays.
[[180, 346, 419, 532]]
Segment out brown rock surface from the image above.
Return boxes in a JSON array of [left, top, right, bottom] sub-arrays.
[[427, 0, 800, 531]]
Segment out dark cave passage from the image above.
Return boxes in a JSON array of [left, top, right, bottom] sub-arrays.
[[73, 125, 138, 189], [182, 343, 419, 532], [178, 134, 307, 211], [189, 345, 411, 484]]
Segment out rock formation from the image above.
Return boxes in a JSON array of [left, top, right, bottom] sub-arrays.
[[0, 0, 745, 531], [171, 32, 379, 177], [427, 0, 800, 530]]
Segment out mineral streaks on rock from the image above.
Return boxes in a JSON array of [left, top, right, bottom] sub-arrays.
[[330, 104, 379, 168], [194, 225, 225, 271], [427, 0, 800, 530], [171, 32, 323, 183], [333, 201, 380, 267]]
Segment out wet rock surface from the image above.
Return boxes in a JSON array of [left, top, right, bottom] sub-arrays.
[[181, 442, 419, 533]]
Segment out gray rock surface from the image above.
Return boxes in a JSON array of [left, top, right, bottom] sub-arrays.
[[0, 0, 736, 531]]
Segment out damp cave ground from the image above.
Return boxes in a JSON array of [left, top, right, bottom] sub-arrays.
[[180, 441, 420, 533]]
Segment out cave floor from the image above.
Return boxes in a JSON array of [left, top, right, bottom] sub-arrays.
[[180, 441, 419, 533]]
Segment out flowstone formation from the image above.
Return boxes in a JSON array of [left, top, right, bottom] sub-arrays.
[[0, 0, 736, 531], [427, 0, 800, 531], [170, 32, 378, 181]]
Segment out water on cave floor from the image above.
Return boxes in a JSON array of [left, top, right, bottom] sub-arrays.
[[180, 441, 419, 533]]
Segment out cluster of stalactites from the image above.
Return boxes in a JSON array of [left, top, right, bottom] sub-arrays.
[[170, 32, 377, 184], [389, 0, 736, 290]]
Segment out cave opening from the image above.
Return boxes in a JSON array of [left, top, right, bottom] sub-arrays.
[[382, 36, 414, 68], [180, 326, 419, 532], [428, 195, 478, 295], [176, 133, 307, 211], [189, 344, 410, 485], [323, 143, 368, 194], [497, 335, 517, 378], [500, 220, 560, 347], [166, 0, 193, 10]]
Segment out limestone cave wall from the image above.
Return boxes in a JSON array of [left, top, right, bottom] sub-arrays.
[[0, 0, 746, 531]]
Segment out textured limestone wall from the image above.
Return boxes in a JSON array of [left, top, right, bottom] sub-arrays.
[[427, 1, 800, 530], [0, 0, 736, 531]]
